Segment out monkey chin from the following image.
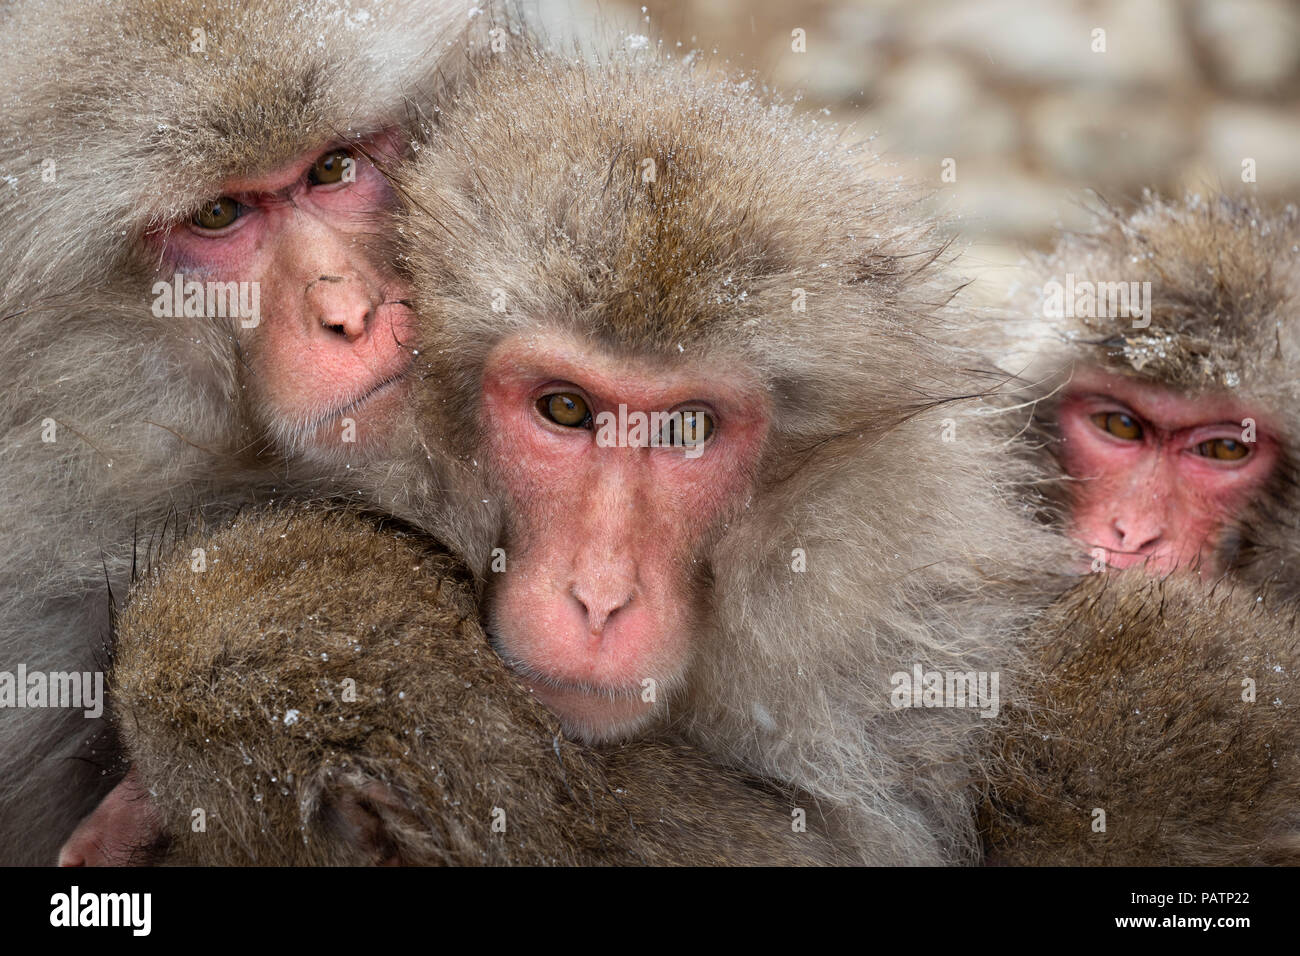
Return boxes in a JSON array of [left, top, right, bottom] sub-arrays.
[[522, 679, 661, 744], [277, 375, 412, 466]]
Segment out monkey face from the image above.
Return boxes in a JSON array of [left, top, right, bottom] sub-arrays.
[[150, 133, 416, 463], [1056, 365, 1278, 574], [477, 331, 770, 744]]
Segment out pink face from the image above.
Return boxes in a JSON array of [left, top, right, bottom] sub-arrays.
[[1057, 366, 1277, 574], [480, 332, 770, 743], [152, 135, 415, 462]]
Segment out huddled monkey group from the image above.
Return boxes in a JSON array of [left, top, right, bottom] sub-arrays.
[[2, 0, 1298, 867]]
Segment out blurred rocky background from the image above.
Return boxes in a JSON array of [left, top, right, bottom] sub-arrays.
[[535, 0, 1300, 270]]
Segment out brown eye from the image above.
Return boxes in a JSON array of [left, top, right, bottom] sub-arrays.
[[539, 393, 591, 428], [191, 197, 241, 230], [1197, 438, 1250, 461], [309, 148, 353, 185], [1090, 411, 1142, 441], [665, 410, 715, 447]]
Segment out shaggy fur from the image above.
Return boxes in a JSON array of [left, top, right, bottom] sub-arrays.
[[113, 508, 838, 865], [0, 0, 472, 864], [359, 47, 1070, 865], [1004, 194, 1300, 594], [982, 571, 1300, 865]]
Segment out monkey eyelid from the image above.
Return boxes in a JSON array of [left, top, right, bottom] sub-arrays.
[[1182, 433, 1256, 464], [528, 380, 588, 400], [662, 405, 718, 444], [190, 152, 361, 221], [1075, 393, 1140, 416]]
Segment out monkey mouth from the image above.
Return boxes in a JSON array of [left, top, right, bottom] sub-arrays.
[[521, 676, 659, 743], [1084, 542, 1206, 574], [340, 373, 406, 414], [310, 371, 409, 429], [486, 634, 655, 712], [275, 369, 411, 459], [1104, 550, 1156, 570], [517, 668, 641, 703], [485, 633, 638, 700]]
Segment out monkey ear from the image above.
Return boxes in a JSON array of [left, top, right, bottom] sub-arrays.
[[320, 773, 419, 866]]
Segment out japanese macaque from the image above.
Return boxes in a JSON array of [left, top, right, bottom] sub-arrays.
[[975, 195, 1300, 866], [358, 48, 1067, 865], [0, 0, 472, 863], [1010, 196, 1300, 588], [62, 509, 838, 866], [981, 570, 1300, 866]]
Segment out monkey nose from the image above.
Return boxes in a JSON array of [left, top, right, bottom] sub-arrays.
[[305, 274, 374, 341], [570, 578, 635, 636], [1113, 517, 1162, 554]]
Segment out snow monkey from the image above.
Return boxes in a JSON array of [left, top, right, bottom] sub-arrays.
[[976, 196, 1300, 865], [0, 0, 477, 863], [354, 46, 1068, 866], [1011, 196, 1300, 591], [61, 508, 841, 867]]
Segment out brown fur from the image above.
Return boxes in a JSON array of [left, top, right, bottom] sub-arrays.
[[0, 0, 474, 863], [981, 570, 1300, 865], [359, 46, 1070, 865], [113, 508, 838, 866]]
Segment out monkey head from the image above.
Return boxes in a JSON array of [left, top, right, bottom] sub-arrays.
[[1017, 196, 1300, 585], [387, 48, 1055, 763], [152, 134, 417, 463], [1056, 364, 1281, 573], [473, 333, 768, 737], [0, 0, 473, 464]]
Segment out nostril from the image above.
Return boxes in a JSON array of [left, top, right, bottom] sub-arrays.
[[570, 581, 634, 635], [1114, 519, 1161, 553], [305, 274, 374, 342]]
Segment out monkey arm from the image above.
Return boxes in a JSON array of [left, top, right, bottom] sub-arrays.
[[980, 570, 1300, 866], [91, 508, 836, 866]]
